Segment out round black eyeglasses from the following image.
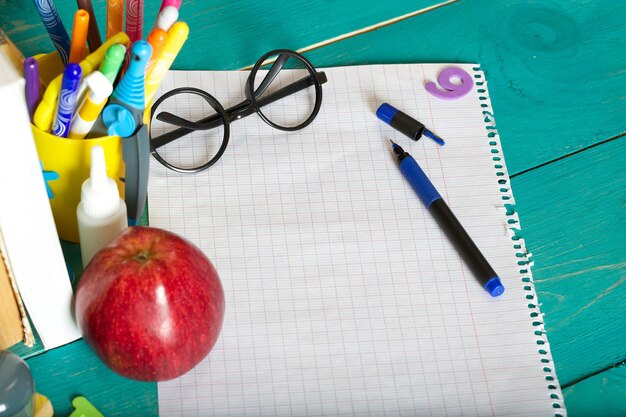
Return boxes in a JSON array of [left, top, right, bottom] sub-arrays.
[[148, 49, 328, 173]]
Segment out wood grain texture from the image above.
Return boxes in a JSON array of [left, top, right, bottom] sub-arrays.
[[2, 0, 442, 67], [26, 339, 157, 417], [302, 0, 626, 174], [511, 137, 626, 386], [562, 364, 626, 417]]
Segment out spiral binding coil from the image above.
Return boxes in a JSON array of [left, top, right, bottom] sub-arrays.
[[472, 66, 566, 416]]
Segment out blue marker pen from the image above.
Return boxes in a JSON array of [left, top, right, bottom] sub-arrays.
[[31, 0, 72, 65], [389, 140, 505, 297], [52, 63, 82, 138]]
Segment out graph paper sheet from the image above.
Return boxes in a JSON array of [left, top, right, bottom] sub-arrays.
[[148, 64, 565, 417]]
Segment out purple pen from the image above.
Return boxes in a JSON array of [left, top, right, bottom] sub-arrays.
[[24, 57, 40, 121], [52, 63, 82, 137]]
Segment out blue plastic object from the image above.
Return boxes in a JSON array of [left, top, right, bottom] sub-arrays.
[[376, 102, 398, 125], [102, 103, 137, 137], [397, 144, 442, 208], [51, 63, 82, 137], [390, 141, 504, 298], [376, 102, 445, 145], [111, 40, 151, 111], [484, 277, 506, 297], [102, 40, 152, 137]]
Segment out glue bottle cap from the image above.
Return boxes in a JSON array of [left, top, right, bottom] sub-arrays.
[[81, 146, 120, 218]]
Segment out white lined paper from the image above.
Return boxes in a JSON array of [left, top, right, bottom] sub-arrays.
[[149, 64, 565, 416]]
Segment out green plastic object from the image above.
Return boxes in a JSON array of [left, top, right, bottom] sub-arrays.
[[69, 396, 104, 417], [99, 44, 126, 85]]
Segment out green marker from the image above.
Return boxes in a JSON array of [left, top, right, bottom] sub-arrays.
[[99, 44, 126, 84]]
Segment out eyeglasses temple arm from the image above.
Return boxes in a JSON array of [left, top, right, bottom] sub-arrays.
[[245, 53, 290, 100], [151, 71, 327, 150]]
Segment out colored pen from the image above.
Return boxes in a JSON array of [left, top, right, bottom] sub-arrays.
[[52, 63, 82, 137], [24, 57, 40, 121], [102, 40, 152, 137], [159, 0, 181, 11], [31, 0, 71, 65], [77, 0, 102, 51], [99, 43, 126, 84], [125, 0, 144, 43], [106, 0, 124, 39], [145, 21, 188, 104], [377, 103, 445, 146], [69, 71, 113, 139], [154, 6, 178, 31], [34, 31, 130, 132], [69, 9, 90, 63], [145, 29, 167, 75], [389, 140, 505, 297]]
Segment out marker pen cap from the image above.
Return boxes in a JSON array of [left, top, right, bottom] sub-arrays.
[[376, 102, 426, 141], [484, 276, 505, 297], [155, 6, 179, 31], [84, 71, 113, 105]]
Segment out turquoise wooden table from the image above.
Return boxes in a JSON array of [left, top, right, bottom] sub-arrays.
[[2, 0, 625, 415]]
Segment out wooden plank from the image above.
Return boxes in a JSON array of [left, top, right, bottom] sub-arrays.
[[1, 0, 445, 68], [563, 365, 626, 416], [302, 0, 626, 174], [510, 137, 626, 388]]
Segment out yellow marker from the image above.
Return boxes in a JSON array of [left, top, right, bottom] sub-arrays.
[[34, 32, 130, 132], [69, 71, 113, 138], [144, 21, 188, 104]]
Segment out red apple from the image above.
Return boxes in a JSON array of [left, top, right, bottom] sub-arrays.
[[75, 226, 224, 381]]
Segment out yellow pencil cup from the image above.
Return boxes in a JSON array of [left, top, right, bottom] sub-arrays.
[[32, 127, 125, 243], [32, 38, 149, 243]]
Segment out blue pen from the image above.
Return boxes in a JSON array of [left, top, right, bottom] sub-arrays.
[[52, 63, 82, 137], [389, 140, 505, 297], [31, 0, 72, 65]]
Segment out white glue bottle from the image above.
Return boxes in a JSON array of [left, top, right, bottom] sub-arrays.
[[77, 145, 127, 267]]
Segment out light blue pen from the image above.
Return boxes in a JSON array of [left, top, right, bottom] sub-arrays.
[[31, 0, 72, 65], [52, 63, 82, 137], [102, 40, 152, 138]]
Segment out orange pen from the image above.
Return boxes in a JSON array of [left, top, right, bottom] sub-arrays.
[[106, 0, 124, 39], [145, 28, 168, 74], [69, 10, 90, 63]]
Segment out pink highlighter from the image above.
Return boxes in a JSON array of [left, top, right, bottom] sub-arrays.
[[159, 0, 182, 11]]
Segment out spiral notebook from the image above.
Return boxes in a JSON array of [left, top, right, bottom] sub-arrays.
[[148, 64, 566, 416]]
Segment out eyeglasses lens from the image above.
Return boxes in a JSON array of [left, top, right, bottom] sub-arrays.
[[150, 91, 227, 172], [251, 54, 319, 130]]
